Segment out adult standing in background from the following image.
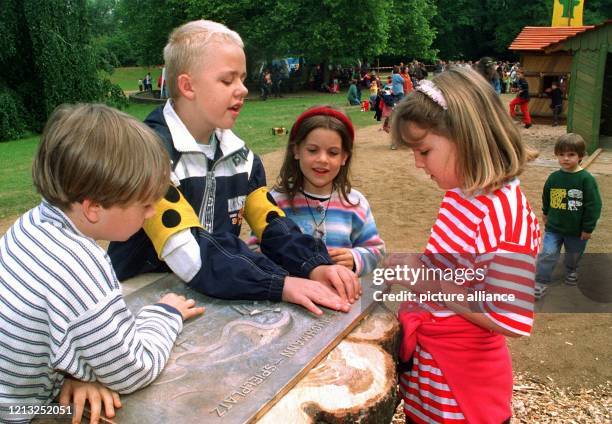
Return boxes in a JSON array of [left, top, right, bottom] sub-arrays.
[[272, 63, 283, 98], [144, 72, 152, 91], [400, 66, 414, 95], [476, 57, 501, 95], [391, 66, 405, 104]]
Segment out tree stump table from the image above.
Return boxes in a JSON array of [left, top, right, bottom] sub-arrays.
[[258, 302, 400, 424]]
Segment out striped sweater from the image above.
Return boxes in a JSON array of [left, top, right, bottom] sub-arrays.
[[399, 179, 540, 423], [0, 201, 183, 422], [249, 189, 385, 276]]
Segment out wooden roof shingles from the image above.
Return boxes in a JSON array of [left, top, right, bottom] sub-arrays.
[[509, 26, 594, 52]]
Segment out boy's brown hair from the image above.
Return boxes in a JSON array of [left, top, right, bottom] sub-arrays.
[[391, 67, 533, 195], [163, 20, 244, 99], [554, 133, 586, 158], [33, 103, 170, 210]]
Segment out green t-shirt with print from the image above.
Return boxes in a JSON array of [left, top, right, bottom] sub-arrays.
[[542, 168, 602, 236]]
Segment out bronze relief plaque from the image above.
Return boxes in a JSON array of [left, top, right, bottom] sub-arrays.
[[110, 274, 377, 423]]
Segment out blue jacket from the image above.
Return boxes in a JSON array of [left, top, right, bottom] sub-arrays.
[[108, 105, 332, 301], [391, 73, 405, 95]]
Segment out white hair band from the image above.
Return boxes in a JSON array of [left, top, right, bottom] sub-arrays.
[[416, 80, 448, 110]]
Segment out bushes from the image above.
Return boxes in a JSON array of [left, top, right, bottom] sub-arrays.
[[98, 78, 129, 110], [0, 85, 27, 141], [0, 0, 128, 142]]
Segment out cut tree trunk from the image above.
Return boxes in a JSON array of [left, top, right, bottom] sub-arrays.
[[257, 304, 400, 424]]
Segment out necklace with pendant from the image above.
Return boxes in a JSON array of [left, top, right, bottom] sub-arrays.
[[304, 191, 332, 240]]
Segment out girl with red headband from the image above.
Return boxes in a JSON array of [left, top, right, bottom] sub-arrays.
[[249, 106, 385, 276]]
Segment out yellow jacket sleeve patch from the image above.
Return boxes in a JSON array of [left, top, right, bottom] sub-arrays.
[[143, 185, 203, 258], [244, 187, 285, 240]]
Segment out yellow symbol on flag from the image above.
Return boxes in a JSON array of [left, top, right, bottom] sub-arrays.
[[552, 0, 584, 27]]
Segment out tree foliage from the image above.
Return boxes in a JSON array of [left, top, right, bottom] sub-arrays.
[[113, 0, 437, 67], [0, 0, 125, 141], [432, 0, 611, 60], [386, 0, 437, 60], [88, 0, 612, 70], [118, 0, 187, 65]]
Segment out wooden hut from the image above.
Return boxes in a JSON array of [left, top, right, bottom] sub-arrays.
[[510, 21, 612, 152], [509, 26, 593, 119], [555, 21, 612, 153]]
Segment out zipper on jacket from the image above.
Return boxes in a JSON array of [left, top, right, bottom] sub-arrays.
[[197, 135, 246, 232]]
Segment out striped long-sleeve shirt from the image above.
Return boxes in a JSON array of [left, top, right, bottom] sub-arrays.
[[400, 179, 540, 423], [248, 189, 385, 276], [0, 201, 183, 422]]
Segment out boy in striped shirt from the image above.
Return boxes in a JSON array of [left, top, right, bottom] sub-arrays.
[[0, 104, 204, 423]]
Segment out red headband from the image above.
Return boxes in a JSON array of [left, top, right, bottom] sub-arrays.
[[290, 106, 355, 142]]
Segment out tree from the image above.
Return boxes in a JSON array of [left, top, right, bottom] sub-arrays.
[[113, 0, 437, 69], [184, 0, 436, 67], [118, 0, 187, 65], [583, 0, 612, 25], [431, 0, 611, 61], [0, 0, 125, 141], [87, 0, 119, 37], [386, 0, 438, 60]]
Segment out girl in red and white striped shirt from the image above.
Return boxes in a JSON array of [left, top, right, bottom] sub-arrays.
[[390, 67, 540, 424]]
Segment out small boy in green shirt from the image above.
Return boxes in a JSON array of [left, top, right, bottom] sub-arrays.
[[535, 133, 602, 299]]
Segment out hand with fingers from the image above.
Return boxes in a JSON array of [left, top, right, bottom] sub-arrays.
[[282, 276, 351, 316], [327, 248, 355, 271], [309, 264, 361, 304], [58, 377, 121, 424], [158, 293, 205, 321]]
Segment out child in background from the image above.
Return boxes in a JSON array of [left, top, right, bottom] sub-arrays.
[[249, 106, 385, 277], [108, 20, 359, 315], [381, 85, 395, 138], [261, 69, 272, 100], [390, 68, 540, 423], [328, 78, 340, 94], [347, 79, 361, 105], [369, 77, 379, 110], [0, 104, 204, 423], [545, 81, 563, 127], [534, 133, 601, 299], [509, 68, 532, 128], [372, 86, 383, 122]]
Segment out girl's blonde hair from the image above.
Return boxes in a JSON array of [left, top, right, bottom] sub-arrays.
[[33, 103, 170, 210], [391, 67, 534, 194], [275, 105, 356, 207], [163, 20, 244, 99]]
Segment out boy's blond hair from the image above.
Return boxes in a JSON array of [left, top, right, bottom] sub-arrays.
[[391, 67, 531, 194], [163, 20, 244, 99], [33, 103, 170, 210], [554, 133, 586, 158]]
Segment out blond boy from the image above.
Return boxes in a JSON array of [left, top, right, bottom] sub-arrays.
[[0, 104, 203, 423], [108, 20, 360, 314]]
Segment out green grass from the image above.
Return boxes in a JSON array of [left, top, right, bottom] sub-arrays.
[[105, 67, 163, 92], [0, 92, 376, 220], [0, 135, 42, 220], [235, 92, 375, 154]]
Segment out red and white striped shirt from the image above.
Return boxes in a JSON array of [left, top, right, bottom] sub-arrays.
[[400, 179, 540, 423]]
